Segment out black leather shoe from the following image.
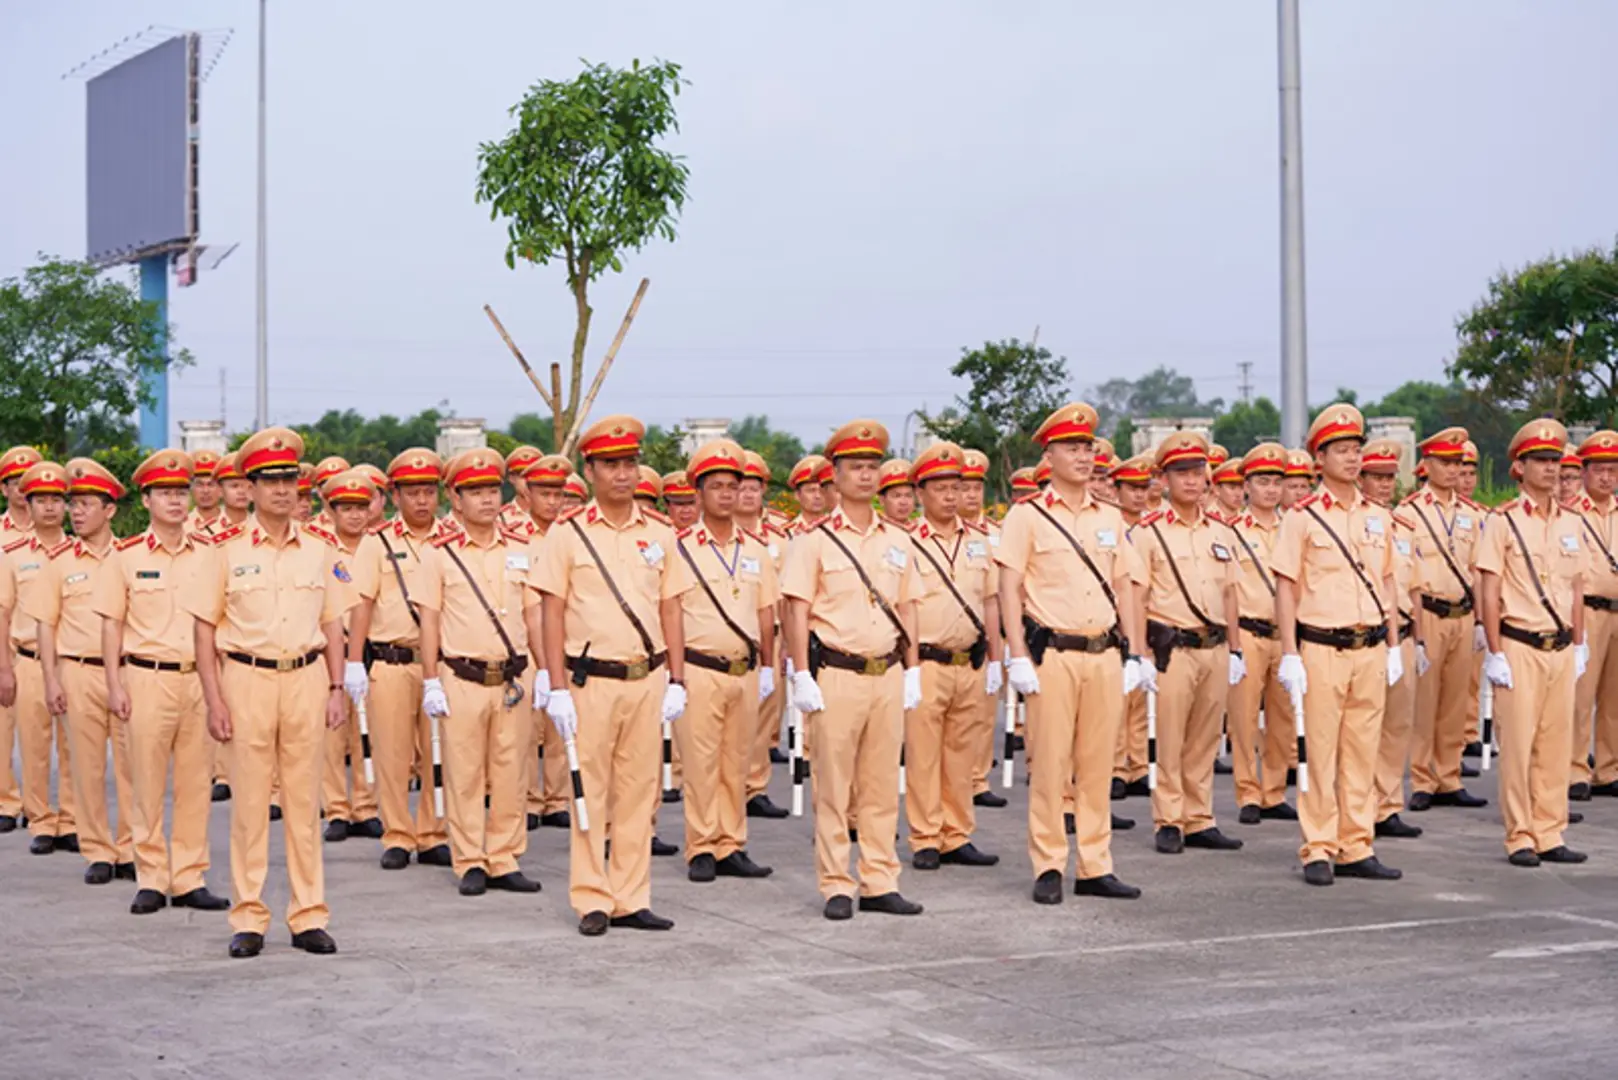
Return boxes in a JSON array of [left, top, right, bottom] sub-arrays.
[[353, 817, 383, 839], [1185, 827, 1243, 851], [1214, 758, 1233, 775], [228, 932, 264, 958], [1508, 848, 1541, 867], [912, 847, 941, 871], [1407, 791, 1433, 812], [291, 928, 337, 954], [579, 911, 610, 936], [1238, 804, 1261, 825], [1011, 734, 1025, 752], [1064, 812, 1076, 835], [1591, 780, 1618, 797], [1124, 778, 1150, 798], [459, 868, 487, 896], [1335, 856, 1401, 880], [29, 835, 53, 855], [417, 844, 452, 866], [1259, 802, 1299, 821], [1110, 777, 1127, 801], [1569, 782, 1592, 801], [770, 747, 789, 764], [688, 853, 717, 883], [1431, 788, 1488, 808], [130, 888, 168, 915], [173, 886, 230, 911], [1032, 869, 1063, 905], [610, 909, 674, 930], [651, 836, 679, 857], [1462, 740, 1482, 758], [114, 862, 136, 881], [84, 861, 113, 885], [488, 871, 541, 893], [211, 782, 231, 802], [1303, 860, 1334, 886], [1537, 845, 1588, 864], [1112, 812, 1135, 831], [1375, 814, 1423, 839], [1570, 810, 1585, 824], [746, 794, 789, 819], [380, 847, 410, 870], [0, 814, 16, 833], [268, 805, 282, 821], [847, 827, 859, 844], [1461, 761, 1480, 778], [858, 892, 923, 916], [526, 813, 540, 832], [323, 819, 350, 842], [715, 851, 773, 878], [823, 895, 854, 920], [1074, 873, 1141, 899], [1155, 826, 1184, 854], [974, 790, 1008, 808], [539, 811, 570, 828], [55, 833, 79, 853], [1286, 767, 1298, 787], [661, 788, 682, 804], [940, 842, 999, 867]]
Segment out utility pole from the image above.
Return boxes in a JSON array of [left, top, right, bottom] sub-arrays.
[[254, 0, 268, 429], [1278, 0, 1308, 447], [1237, 360, 1254, 405]]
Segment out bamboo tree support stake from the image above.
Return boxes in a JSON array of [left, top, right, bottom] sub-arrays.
[[483, 304, 555, 411], [561, 278, 650, 457]]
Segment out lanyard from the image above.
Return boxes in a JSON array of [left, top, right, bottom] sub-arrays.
[[929, 529, 962, 570], [709, 536, 743, 598]]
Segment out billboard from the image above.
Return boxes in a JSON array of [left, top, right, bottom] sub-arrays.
[[86, 34, 198, 265]]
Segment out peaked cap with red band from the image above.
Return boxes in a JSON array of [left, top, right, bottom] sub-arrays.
[[877, 458, 913, 492], [443, 448, 505, 489], [1418, 426, 1468, 460], [214, 451, 242, 482], [1240, 442, 1288, 477], [686, 438, 746, 484], [635, 465, 663, 500], [741, 450, 770, 483], [1207, 443, 1230, 468], [789, 454, 827, 489], [238, 427, 305, 478], [1154, 430, 1209, 471], [1033, 402, 1098, 446], [960, 449, 989, 481], [133, 449, 195, 490], [1034, 459, 1052, 485], [1359, 438, 1401, 473], [662, 469, 697, 499], [826, 419, 889, 460], [190, 449, 222, 477], [1009, 467, 1039, 495], [523, 453, 573, 487], [504, 445, 543, 478], [65, 457, 126, 500], [322, 469, 378, 505], [1577, 429, 1618, 464], [1306, 403, 1366, 455], [387, 447, 443, 485], [1110, 455, 1153, 485], [312, 456, 351, 486], [910, 441, 964, 485], [578, 414, 644, 461], [0, 446, 43, 484], [1212, 459, 1245, 485], [562, 474, 588, 499], [1562, 444, 1583, 469], [1284, 449, 1315, 478], [1461, 440, 1478, 466], [1506, 418, 1568, 460], [18, 461, 67, 497]]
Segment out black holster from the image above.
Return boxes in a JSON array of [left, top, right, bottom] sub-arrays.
[[807, 632, 826, 678], [1022, 616, 1052, 667], [570, 643, 591, 688], [968, 635, 988, 670], [1145, 620, 1177, 673]]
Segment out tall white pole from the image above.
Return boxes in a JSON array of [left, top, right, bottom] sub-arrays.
[[254, 0, 268, 429], [1278, 0, 1308, 447]]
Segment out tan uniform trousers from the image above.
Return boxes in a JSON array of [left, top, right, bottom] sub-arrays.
[[1572, 606, 1618, 787], [972, 689, 996, 796], [1497, 640, 1574, 855], [1027, 649, 1120, 880], [1113, 690, 1149, 786], [212, 738, 230, 786], [1410, 611, 1472, 795], [440, 674, 531, 877], [676, 665, 757, 860], [1465, 649, 1482, 745], [905, 660, 982, 853], [811, 665, 902, 899], [1227, 633, 1295, 809], [744, 660, 783, 800], [16, 654, 74, 838], [528, 705, 571, 817], [124, 665, 212, 895], [368, 660, 447, 853], [1, 687, 20, 817], [1374, 638, 1417, 822], [569, 675, 660, 917], [1297, 641, 1385, 866], [62, 661, 133, 865], [321, 698, 378, 823], [1150, 645, 1226, 833], [221, 661, 329, 935]]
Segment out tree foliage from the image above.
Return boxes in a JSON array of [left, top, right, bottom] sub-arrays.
[[1090, 365, 1224, 438], [291, 408, 445, 468], [729, 414, 806, 498], [1211, 397, 1282, 456], [0, 257, 192, 458]]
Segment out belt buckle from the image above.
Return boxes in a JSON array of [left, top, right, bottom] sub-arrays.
[[275, 655, 297, 672], [179, 661, 196, 674], [1347, 629, 1368, 648], [626, 660, 650, 681], [727, 658, 749, 677], [950, 651, 970, 667], [864, 657, 888, 676], [482, 667, 504, 687]]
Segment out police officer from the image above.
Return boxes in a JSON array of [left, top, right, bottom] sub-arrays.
[[959, 448, 1009, 810], [185, 427, 351, 957], [521, 454, 578, 829], [215, 451, 253, 528], [736, 450, 793, 816], [0, 446, 43, 833], [1211, 455, 1246, 522], [1281, 450, 1314, 510], [1569, 430, 1618, 800], [662, 470, 700, 531], [1560, 445, 1584, 508], [997, 402, 1146, 904], [501, 446, 544, 532], [98, 450, 231, 914], [186, 449, 225, 535], [308, 457, 350, 530], [1478, 419, 1589, 866], [787, 455, 829, 532], [1109, 454, 1154, 801], [878, 458, 916, 527]]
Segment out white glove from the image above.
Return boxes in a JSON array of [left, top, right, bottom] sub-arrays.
[[1137, 657, 1159, 695], [662, 682, 687, 722], [1483, 651, 1513, 689], [547, 688, 578, 740], [757, 664, 776, 702], [902, 667, 922, 711], [532, 669, 552, 710], [790, 669, 825, 713], [1278, 653, 1308, 697], [1387, 646, 1404, 687], [343, 660, 369, 706], [1473, 624, 1487, 652], [1122, 656, 1143, 695], [1415, 643, 1430, 677], [1228, 651, 1247, 687], [1007, 655, 1040, 696], [984, 659, 1003, 697], [422, 677, 450, 718], [1576, 641, 1590, 680]]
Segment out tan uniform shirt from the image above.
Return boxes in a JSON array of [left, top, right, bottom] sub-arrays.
[[1389, 509, 1417, 618], [1475, 495, 1587, 633], [182, 517, 353, 657], [351, 520, 435, 649], [1271, 488, 1395, 629], [1133, 507, 1237, 631], [677, 520, 780, 660], [780, 509, 920, 657], [0, 508, 30, 548], [994, 488, 1144, 635], [530, 501, 692, 662], [92, 529, 206, 664], [22, 539, 113, 658], [1402, 488, 1482, 603], [1572, 493, 1618, 601], [2, 535, 54, 649], [417, 525, 535, 661], [1225, 511, 1280, 621], [911, 518, 997, 652], [187, 509, 228, 538]]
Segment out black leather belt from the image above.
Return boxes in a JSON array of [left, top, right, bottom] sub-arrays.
[[367, 640, 420, 665], [1421, 594, 1473, 618], [1047, 628, 1122, 654], [1148, 619, 1227, 650], [566, 652, 666, 682], [1297, 623, 1387, 650], [918, 643, 974, 667], [225, 648, 324, 672], [1585, 596, 1617, 612], [126, 655, 195, 674], [59, 655, 107, 667], [817, 643, 903, 676], [1238, 616, 1276, 640], [444, 655, 529, 686], [1499, 623, 1573, 652], [15, 645, 37, 660], [684, 647, 754, 677]]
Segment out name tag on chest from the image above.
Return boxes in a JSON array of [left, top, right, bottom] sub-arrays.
[[965, 540, 987, 560], [885, 546, 907, 570], [1455, 514, 1473, 531], [136, 570, 161, 580], [739, 556, 761, 576], [1561, 534, 1580, 553], [1096, 529, 1117, 549], [505, 553, 529, 572], [639, 542, 665, 567], [1365, 516, 1384, 536], [64, 572, 89, 585], [233, 564, 261, 577], [1210, 543, 1232, 562]]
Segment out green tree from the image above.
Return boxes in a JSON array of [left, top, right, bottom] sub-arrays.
[[507, 412, 556, 454], [640, 424, 688, 477], [729, 415, 805, 498], [1361, 380, 1520, 482], [1211, 397, 1282, 456], [1091, 366, 1223, 437], [475, 59, 690, 452], [1449, 240, 1618, 425], [0, 257, 192, 458]]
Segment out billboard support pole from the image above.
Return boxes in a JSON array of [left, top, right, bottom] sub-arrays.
[[138, 255, 170, 450]]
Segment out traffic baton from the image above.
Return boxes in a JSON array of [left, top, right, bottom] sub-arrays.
[[898, 743, 907, 798], [428, 710, 446, 819], [1000, 677, 1016, 790], [1479, 677, 1494, 771], [1146, 689, 1158, 791], [661, 720, 674, 791], [564, 736, 589, 832], [1290, 684, 1309, 794], [787, 677, 805, 817], [356, 699, 374, 786]]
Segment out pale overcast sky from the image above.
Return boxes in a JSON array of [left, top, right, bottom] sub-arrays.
[[4, 1, 1615, 446]]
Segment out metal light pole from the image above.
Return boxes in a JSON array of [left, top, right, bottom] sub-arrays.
[[1278, 0, 1308, 447], [254, 0, 268, 429]]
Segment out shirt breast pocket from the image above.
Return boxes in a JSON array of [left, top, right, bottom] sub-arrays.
[[62, 573, 95, 600], [821, 562, 861, 602]]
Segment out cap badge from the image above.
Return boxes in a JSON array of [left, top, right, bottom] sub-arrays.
[[859, 427, 871, 438], [612, 425, 625, 437], [271, 437, 283, 450]]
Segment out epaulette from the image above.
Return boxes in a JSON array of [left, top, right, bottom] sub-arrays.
[[643, 507, 671, 526], [209, 523, 246, 545], [1391, 512, 1416, 531], [802, 513, 829, 530], [1492, 498, 1520, 515], [429, 530, 463, 548], [558, 505, 586, 523], [741, 526, 769, 547], [46, 538, 76, 559], [676, 526, 694, 540], [1014, 492, 1040, 504], [1400, 491, 1424, 507], [115, 533, 147, 551], [500, 525, 530, 544], [762, 520, 786, 538], [963, 518, 989, 535], [1295, 493, 1322, 509], [3, 535, 35, 554], [1139, 510, 1166, 526], [1458, 494, 1484, 512], [302, 523, 340, 546]]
